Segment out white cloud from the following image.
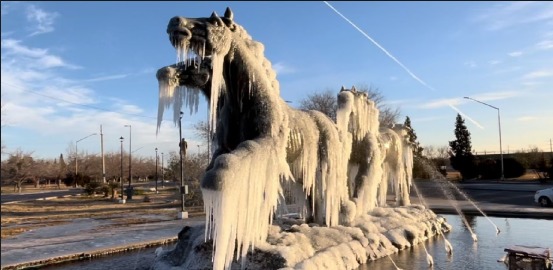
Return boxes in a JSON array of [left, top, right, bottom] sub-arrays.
[[1, 39, 78, 69], [42, 86, 97, 105], [26, 5, 59, 36], [464, 60, 477, 68], [471, 91, 520, 102], [488, 60, 501, 65], [472, 2, 553, 31], [272, 62, 296, 75], [419, 98, 462, 109], [380, 98, 416, 107], [389, 76, 398, 81], [420, 90, 519, 109], [84, 74, 129, 83], [522, 69, 553, 80], [535, 40, 553, 50], [411, 116, 447, 123], [508, 51, 523, 57], [516, 116, 538, 122]]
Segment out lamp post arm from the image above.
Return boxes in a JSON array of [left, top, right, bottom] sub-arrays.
[[75, 133, 97, 176], [463, 97, 498, 110], [464, 96, 504, 180]]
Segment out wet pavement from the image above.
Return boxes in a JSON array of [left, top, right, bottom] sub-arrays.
[[1, 215, 205, 269]]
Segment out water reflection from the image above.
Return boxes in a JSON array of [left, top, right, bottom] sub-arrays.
[[41, 215, 552, 270], [359, 215, 553, 270]]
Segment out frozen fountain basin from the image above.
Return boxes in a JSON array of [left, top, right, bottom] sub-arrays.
[[152, 205, 450, 270]]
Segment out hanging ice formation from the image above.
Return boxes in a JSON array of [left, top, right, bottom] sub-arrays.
[[155, 7, 413, 270]]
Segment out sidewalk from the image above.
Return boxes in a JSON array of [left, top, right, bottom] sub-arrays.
[[1, 215, 205, 270]]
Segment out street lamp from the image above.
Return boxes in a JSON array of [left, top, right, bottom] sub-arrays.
[[178, 111, 188, 219], [119, 136, 125, 203], [155, 147, 158, 193], [124, 125, 132, 197], [161, 152, 164, 188], [75, 133, 97, 184], [464, 96, 504, 180]]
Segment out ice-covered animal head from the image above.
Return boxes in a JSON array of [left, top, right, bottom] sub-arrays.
[[156, 59, 212, 90], [167, 7, 236, 65]]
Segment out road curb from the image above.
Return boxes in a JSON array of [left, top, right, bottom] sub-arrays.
[[431, 207, 553, 220]]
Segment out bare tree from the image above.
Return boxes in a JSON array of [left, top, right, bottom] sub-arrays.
[[193, 121, 210, 141], [2, 149, 36, 192], [299, 89, 338, 121], [298, 84, 400, 127]]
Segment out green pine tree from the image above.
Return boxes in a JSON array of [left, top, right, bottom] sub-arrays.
[[449, 114, 477, 179], [403, 116, 423, 157]]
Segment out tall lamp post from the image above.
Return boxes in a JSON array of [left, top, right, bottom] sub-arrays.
[[124, 125, 132, 191], [178, 111, 188, 219], [119, 136, 125, 203], [464, 96, 504, 180], [75, 133, 97, 187], [155, 147, 158, 193], [161, 152, 164, 188]]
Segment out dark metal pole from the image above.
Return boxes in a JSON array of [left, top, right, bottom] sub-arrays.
[[497, 109, 504, 180], [125, 125, 132, 188], [120, 136, 124, 202], [155, 147, 158, 193], [464, 96, 504, 180], [179, 111, 185, 213]]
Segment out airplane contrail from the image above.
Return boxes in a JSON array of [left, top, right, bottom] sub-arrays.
[[323, 1, 484, 129]]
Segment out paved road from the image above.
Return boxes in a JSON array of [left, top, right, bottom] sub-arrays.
[[1, 189, 82, 204], [413, 179, 553, 208], [410, 179, 553, 220]]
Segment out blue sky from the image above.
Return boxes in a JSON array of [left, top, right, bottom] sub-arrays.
[[2, 1, 552, 161]]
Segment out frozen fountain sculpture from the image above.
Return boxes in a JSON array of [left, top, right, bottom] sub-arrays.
[[155, 8, 439, 270]]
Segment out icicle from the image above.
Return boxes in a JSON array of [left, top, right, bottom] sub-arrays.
[[444, 238, 453, 255], [202, 138, 291, 270], [156, 79, 178, 134]]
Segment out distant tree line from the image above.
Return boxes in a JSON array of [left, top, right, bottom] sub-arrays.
[[1, 147, 209, 195]]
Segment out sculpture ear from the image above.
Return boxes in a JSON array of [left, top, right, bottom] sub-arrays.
[[221, 7, 237, 31], [224, 7, 234, 21], [351, 85, 356, 91], [340, 86, 345, 92], [210, 11, 224, 26]]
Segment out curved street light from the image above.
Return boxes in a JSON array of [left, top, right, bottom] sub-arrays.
[[464, 96, 504, 180], [75, 133, 97, 178]]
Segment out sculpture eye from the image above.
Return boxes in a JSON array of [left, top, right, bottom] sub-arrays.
[[228, 23, 236, 31]]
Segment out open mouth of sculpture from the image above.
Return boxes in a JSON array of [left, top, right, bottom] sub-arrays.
[[169, 28, 211, 68]]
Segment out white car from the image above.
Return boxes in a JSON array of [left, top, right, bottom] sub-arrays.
[[534, 187, 553, 207]]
